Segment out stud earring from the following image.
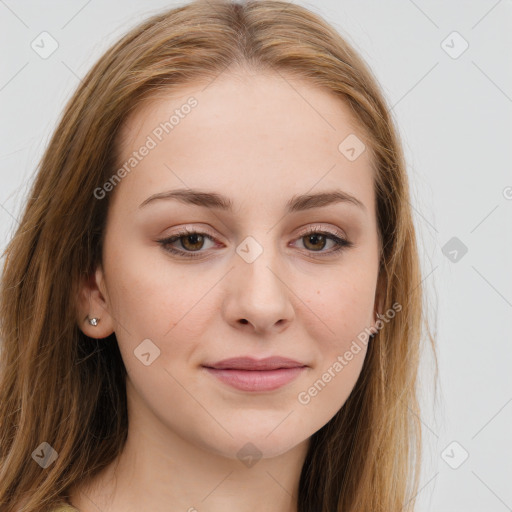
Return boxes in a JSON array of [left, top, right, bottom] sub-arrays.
[[87, 316, 100, 326]]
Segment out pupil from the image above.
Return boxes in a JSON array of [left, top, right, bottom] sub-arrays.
[[183, 234, 203, 250], [306, 234, 325, 251]]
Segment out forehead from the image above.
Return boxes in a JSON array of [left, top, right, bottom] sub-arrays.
[[112, 69, 375, 217]]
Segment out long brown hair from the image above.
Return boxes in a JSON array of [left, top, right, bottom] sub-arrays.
[[0, 1, 436, 510]]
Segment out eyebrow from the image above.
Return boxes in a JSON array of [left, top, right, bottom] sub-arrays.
[[138, 188, 366, 213]]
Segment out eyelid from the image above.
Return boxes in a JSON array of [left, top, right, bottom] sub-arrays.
[[163, 223, 347, 241], [296, 223, 347, 240], [161, 225, 218, 241]]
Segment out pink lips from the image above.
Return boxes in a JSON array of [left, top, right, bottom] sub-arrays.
[[202, 356, 307, 392]]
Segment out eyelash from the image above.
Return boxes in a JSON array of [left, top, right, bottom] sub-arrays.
[[157, 225, 353, 260]]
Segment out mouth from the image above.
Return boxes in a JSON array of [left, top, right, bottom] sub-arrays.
[[202, 356, 308, 392]]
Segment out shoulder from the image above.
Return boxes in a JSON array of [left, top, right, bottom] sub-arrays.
[[14, 499, 79, 512], [49, 503, 80, 512]]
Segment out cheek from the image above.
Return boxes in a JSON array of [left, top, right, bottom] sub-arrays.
[[295, 345, 367, 436], [104, 236, 206, 335], [298, 266, 377, 345], [293, 272, 373, 427], [103, 245, 220, 381]]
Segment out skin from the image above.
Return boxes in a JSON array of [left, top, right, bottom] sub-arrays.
[[72, 67, 383, 512]]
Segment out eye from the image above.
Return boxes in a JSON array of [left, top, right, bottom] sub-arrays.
[[292, 225, 353, 257], [157, 225, 353, 260], [157, 227, 218, 259]]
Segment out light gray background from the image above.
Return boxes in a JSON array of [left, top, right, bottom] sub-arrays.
[[1, 1, 511, 511]]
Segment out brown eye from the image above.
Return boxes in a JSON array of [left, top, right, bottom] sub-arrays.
[[302, 233, 327, 251], [179, 233, 206, 251], [293, 227, 353, 257], [157, 229, 217, 259]]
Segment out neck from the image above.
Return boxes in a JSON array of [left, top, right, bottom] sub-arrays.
[[68, 395, 309, 512]]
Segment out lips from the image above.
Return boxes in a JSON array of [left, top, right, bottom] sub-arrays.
[[203, 356, 307, 371], [202, 357, 308, 392]]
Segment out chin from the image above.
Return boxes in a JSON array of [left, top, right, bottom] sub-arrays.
[[206, 427, 307, 462]]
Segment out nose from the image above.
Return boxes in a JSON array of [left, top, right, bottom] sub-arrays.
[[221, 240, 295, 336]]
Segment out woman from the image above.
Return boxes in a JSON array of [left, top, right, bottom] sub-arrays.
[[0, 1, 435, 511]]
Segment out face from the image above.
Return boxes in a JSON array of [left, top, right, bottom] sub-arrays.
[[79, 69, 382, 461]]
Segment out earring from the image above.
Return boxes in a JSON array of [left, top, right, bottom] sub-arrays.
[[87, 316, 100, 326]]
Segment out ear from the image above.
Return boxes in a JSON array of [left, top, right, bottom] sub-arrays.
[[76, 266, 115, 339]]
